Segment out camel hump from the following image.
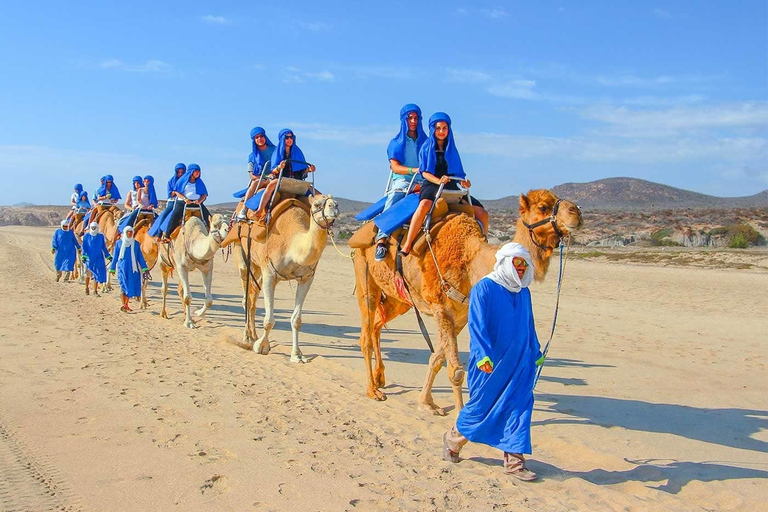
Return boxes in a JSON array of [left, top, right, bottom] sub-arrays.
[[132, 215, 155, 234], [233, 198, 311, 244]]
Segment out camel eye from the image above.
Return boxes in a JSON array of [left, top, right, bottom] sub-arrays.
[[539, 206, 549, 213]]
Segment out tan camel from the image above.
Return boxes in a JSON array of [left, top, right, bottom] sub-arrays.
[[223, 194, 339, 362], [351, 189, 582, 415], [131, 213, 159, 309], [159, 213, 228, 328]]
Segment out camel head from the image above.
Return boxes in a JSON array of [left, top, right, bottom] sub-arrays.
[[208, 213, 229, 244], [516, 189, 582, 281], [309, 194, 340, 230]]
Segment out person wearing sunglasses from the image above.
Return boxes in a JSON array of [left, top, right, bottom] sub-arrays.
[[251, 128, 316, 223], [442, 242, 542, 482]]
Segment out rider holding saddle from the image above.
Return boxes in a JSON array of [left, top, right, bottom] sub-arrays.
[[160, 163, 211, 241], [82, 175, 121, 235], [251, 128, 316, 224], [118, 175, 158, 234], [238, 126, 276, 220]]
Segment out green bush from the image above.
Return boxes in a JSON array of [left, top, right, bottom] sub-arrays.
[[650, 228, 680, 246], [726, 224, 762, 248]]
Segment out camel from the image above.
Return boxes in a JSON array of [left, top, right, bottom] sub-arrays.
[[159, 213, 228, 328], [93, 204, 122, 292], [224, 193, 339, 363], [131, 212, 159, 309], [351, 189, 582, 415]]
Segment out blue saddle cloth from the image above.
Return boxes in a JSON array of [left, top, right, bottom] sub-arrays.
[[233, 187, 248, 199], [244, 190, 265, 211], [355, 196, 388, 222], [371, 193, 420, 236]]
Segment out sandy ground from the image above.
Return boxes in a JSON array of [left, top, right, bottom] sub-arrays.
[[0, 225, 766, 512]]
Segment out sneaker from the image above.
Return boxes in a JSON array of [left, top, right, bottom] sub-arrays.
[[236, 209, 247, 221], [374, 243, 387, 261]]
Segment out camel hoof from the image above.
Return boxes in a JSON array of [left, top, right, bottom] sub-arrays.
[[419, 403, 446, 416], [367, 389, 387, 401], [255, 341, 270, 355], [160, 311, 169, 319], [290, 353, 308, 364], [194, 308, 206, 317], [373, 374, 386, 388], [184, 321, 196, 329]]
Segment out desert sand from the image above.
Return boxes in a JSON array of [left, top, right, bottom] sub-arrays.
[[0, 225, 766, 512]]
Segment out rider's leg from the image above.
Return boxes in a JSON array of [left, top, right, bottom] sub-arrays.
[[400, 199, 432, 255]]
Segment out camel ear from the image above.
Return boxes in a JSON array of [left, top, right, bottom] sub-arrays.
[[208, 214, 213, 226], [519, 193, 530, 214]]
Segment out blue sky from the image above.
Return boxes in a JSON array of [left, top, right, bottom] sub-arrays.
[[1, 1, 766, 205]]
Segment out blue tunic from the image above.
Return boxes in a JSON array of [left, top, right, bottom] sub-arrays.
[[82, 232, 111, 283], [109, 240, 148, 298], [455, 278, 541, 454], [51, 229, 81, 271]]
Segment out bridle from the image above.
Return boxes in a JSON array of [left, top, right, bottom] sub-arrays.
[[310, 197, 338, 230], [521, 199, 574, 251]]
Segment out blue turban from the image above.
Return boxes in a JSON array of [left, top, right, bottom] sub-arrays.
[[98, 174, 122, 200], [419, 112, 465, 180], [74, 183, 83, 194], [132, 176, 143, 190], [249, 126, 275, 172], [175, 163, 208, 196], [168, 164, 186, 198], [79, 190, 89, 204], [270, 129, 308, 174], [143, 175, 158, 207], [387, 104, 427, 163]]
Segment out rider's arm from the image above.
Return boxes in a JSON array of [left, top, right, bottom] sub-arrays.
[[421, 171, 444, 186], [389, 159, 417, 176], [198, 194, 207, 204]]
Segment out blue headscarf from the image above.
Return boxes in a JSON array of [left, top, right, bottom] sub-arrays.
[[168, 163, 186, 198], [270, 129, 308, 174], [97, 174, 122, 200], [387, 104, 428, 163], [419, 112, 465, 180], [175, 163, 208, 196], [74, 183, 83, 195], [143, 175, 158, 207], [78, 190, 89, 206], [249, 126, 275, 173], [132, 175, 143, 191]]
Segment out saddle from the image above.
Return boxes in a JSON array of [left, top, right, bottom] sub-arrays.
[[349, 197, 476, 258], [227, 178, 312, 245], [167, 206, 203, 241], [132, 211, 156, 233]]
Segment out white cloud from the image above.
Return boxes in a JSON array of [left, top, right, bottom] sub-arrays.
[[445, 68, 492, 84], [100, 59, 170, 73], [283, 67, 335, 83], [201, 15, 230, 24], [481, 8, 509, 19], [653, 8, 672, 19]]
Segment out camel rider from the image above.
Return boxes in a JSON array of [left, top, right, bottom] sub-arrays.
[[82, 221, 111, 296], [119, 175, 158, 233], [65, 184, 84, 224], [109, 225, 148, 313], [68, 190, 91, 229], [160, 163, 211, 241], [52, 219, 81, 282], [443, 243, 541, 482], [149, 164, 185, 238], [237, 126, 276, 220], [374, 104, 428, 261], [252, 128, 316, 224], [399, 112, 488, 256], [83, 175, 122, 235]]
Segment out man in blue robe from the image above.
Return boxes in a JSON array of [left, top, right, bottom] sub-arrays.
[[109, 225, 148, 312], [51, 219, 81, 282], [443, 242, 542, 481], [82, 221, 112, 296]]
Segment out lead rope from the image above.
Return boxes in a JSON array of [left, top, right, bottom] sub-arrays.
[[533, 235, 571, 389], [328, 230, 354, 259]]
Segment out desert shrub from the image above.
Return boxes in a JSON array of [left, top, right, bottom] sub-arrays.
[[726, 224, 762, 248], [336, 230, 352, 240], [650, 228, 676, 246]]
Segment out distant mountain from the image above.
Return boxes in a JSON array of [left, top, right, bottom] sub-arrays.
[[12, 202, 35, 207], [480, 178, 768, 211]]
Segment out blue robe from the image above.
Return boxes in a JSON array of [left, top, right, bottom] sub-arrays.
[[82, 232, 111, 283], [455, 278, 541, 454], [110, 240, 147, 298], [51, 229, 81, 271]]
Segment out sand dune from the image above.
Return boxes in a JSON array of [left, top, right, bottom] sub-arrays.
[[0, 226, 766, 511]]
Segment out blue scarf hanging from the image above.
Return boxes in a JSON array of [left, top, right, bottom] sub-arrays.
[[249, 126, 276, 173], [143, 175, 158, 207], [419, 112, 465, 179], [270, 129, 308, 174], [175, 163, 208, 196], [97, 174, 122, 200], [387, 103, 428, 163]]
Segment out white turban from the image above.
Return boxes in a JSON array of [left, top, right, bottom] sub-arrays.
[[89, 222, 99, 234], [485, 242, 534, 293], [118, 226, 138, 272], [60, 219, 68, 228]]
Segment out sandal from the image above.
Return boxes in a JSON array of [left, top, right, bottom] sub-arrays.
[[505, 467, 539, 482]]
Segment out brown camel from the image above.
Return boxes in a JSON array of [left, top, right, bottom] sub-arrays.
[[351, 189, 582, 415]]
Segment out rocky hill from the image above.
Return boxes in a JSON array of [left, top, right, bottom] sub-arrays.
[[481, 177, 768, 211]]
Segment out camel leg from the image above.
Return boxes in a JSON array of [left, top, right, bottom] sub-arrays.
[[354, 256, 386, 401], [140, 273, 149, 309], [289, 276, 314, 363], [160, 265, 171, 319], [194, 263, 214, 317], [244, 264, 262, 345], [447, 321, 467, 412], [418, 308, 456, 416], [372, 298, 411, 389], [254, 271, 276, 355], [178, 267, 195, 329]]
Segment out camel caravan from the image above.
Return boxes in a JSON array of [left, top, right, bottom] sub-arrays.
[[51, 112, 582, 419]]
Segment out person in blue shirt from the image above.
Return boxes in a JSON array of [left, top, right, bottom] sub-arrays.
[[65, 184, 84, 225], [110, 225, 148, 312], [83, 175, 122, 235], [118, 175, 158, 234], [442, 243, 541, 482], [399, 112, 488, 255], [252, 129, 316, 223], [238, 127, 276, 220], [374, 104, 428, 261], [149, 164, 186, 238], [68, 190, 91, 230], [81, 221, 112, 296], [159, 163, 210, 240], [51, 219, 81, 282]]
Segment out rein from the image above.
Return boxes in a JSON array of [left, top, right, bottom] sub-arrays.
[[533, 235, 572, 389]]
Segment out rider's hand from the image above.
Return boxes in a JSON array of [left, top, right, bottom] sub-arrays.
[[461, 179, 471, 188], [478, 361, 493, 374], [279, 160, 286, 170], [308, 164, 316, 173], [439, 175, 450, 185], [51, 248, 55, 254], [109, 269, 115, 274]]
